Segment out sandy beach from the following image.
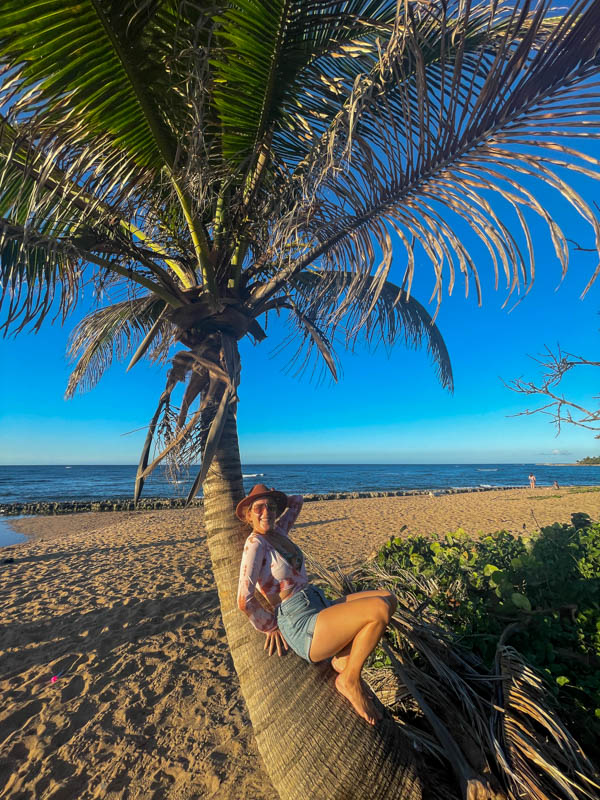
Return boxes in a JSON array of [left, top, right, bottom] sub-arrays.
[[1, 487, 599, 799]]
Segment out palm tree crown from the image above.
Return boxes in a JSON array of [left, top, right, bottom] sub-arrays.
[[2, 2, 600, 488]]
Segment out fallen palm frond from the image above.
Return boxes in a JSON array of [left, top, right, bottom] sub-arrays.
[[304, 552, 600, 800], [496, 647, 600, 800]]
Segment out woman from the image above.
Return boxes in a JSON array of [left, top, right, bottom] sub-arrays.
[[237, 484, 397, 725]]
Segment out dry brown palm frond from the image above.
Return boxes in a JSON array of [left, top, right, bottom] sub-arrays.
[[130, 331, 242, 505], [496, 646, 600, 800]]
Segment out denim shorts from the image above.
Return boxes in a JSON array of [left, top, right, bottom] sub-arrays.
[[276, 584, 331, 663]]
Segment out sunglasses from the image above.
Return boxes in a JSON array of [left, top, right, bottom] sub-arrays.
[[251, 502, 278, 513]]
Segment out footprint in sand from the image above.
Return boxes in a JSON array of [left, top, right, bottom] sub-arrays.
[[60, 673, 85, 702], [8, 740, 29, 761], [0, 700, 42, 745]]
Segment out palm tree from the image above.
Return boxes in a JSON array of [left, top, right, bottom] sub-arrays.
[[2, 1, 600, 797]]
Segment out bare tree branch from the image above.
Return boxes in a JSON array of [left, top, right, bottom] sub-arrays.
[[506, 345, 600, 437]]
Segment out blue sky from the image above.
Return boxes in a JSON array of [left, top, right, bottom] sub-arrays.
[[1, 228, 598, 465]]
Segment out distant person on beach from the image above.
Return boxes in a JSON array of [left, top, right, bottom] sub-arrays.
[[529, 473, 536, 489], [553, 480, 560, 490], [237, 484, 395, 726]]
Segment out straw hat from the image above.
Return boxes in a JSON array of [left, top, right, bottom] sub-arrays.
[[235, 484, 288, 522]]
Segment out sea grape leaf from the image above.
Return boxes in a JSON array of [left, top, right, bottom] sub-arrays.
[[511, 592, 532, 611]]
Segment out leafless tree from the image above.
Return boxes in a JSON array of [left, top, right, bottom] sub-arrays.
[[508, 345, 600, 438]]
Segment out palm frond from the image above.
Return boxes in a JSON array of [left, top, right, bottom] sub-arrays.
[[0, 0, 181, 169], [252, 0, 600, 317], [280, 270, 453, 390], [65, 295, 170, 397], [0, 114, 192, 331], [496, 646, 600, 800], [273, 0, 556, 168], [274, 297, 341, 382], [212, 0, 396, 166], [0, 0, 212, 286], [0, 217, 80, 334]]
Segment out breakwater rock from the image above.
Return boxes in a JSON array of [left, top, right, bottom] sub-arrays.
[[0, 497, 205, 516], [0, 485, 525, 517]]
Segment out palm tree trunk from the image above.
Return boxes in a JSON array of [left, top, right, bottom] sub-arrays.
[[201, 354, 424, 800]]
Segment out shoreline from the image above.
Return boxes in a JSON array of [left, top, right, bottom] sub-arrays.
[[0, 483, 553, 516]]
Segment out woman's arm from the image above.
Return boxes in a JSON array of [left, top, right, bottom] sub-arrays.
[[237, 535, 278, 633], [275, 494, 303, 538]]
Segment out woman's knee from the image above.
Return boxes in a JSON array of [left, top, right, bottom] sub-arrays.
[[370, 597, 392, 624], [385, 592, 397, 616]]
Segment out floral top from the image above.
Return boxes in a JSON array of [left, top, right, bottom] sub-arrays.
[[237, 495, 307, 633]]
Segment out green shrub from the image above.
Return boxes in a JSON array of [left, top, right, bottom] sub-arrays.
[[374, 513, 600, 749]]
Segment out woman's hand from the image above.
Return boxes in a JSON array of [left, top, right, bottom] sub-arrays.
[[264, 628, 288, 656]]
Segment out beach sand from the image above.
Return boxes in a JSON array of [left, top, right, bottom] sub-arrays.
[[1, 487, 599, 799]]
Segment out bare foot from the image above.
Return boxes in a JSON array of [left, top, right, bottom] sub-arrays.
[[335, 673, 382, 725], [331, 657, 377, 701]]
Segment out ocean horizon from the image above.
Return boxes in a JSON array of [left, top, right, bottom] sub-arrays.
[[1, 463, 598, 506]]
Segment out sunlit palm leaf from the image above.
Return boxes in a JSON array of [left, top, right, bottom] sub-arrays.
[[0, 114, 190, 330], [0, 0, 179, 169], [212, 0, 395, 166], [0, 0, 209, 288], [274, 0, 555, 167], [0, 219, 79, 334]]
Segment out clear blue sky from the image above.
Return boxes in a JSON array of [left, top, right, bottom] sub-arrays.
[[1, 240, 597, 465], [1, 165, 599, 466]]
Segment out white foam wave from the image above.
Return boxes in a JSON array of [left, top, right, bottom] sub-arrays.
[[243, 473, 264, 478]]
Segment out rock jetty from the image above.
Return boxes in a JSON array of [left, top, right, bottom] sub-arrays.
[[0, 485, 525, 517]]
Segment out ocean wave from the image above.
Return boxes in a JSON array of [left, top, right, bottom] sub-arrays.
[[243, 473, 264, 478]]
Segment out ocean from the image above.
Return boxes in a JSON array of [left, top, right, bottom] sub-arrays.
[[0, 463, 597, 549], [0, 463, 598, 505]]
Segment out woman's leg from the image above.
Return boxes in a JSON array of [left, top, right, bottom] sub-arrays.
[[330, 590, 397, 673], [309, 596, 393, 724]]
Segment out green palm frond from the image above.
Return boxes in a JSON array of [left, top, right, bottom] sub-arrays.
[[0, 117, 101, 330], [0, 211, 183, 332], [251, 0, 600, 314], [0, 113, 191, 331], [0, 0, 179, 170], [0, 220, 79, 335], [65, 295, 170, 397], [212, 0, 395, 167], [0, 0, 211, 286]]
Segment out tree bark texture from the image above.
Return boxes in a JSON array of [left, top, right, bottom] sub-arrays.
[[201, 367, 424, 799]]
